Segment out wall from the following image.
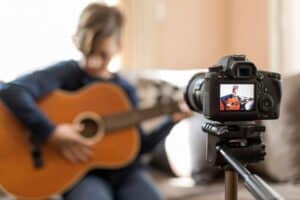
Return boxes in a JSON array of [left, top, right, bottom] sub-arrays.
[[156, 0, 227, 68], [121, 0, 270, 69], [227, 0, 269, 69], [155, 0, 270, 69]]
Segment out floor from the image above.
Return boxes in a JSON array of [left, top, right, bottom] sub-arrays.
[[152, 169, 300, 200], [1, 169, 299, 200]]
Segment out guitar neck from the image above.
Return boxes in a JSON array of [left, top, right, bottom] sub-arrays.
[[103, 102, 179, 132]]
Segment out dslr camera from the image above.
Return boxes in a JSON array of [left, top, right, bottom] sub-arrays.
[[185, 55, 281, 121]]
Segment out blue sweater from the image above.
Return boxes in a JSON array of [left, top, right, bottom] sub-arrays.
[[0, 60, 174, 156]]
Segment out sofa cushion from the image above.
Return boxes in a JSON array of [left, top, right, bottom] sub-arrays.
[[263, 74, 300, 181]]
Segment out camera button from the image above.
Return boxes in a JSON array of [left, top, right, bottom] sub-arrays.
[[259, 94, 274, 113], [257, 73, 264, 80]]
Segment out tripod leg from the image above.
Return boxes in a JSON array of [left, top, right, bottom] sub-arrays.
[[225, 169, 238, 200]]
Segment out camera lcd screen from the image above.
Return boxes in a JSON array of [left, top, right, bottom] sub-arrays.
[[220, 84, 255, 112]]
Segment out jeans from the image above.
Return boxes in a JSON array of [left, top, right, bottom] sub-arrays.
[[63, 169, 163, 200]]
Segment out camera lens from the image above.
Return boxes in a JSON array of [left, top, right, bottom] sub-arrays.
[[184, 73, 205, 112]]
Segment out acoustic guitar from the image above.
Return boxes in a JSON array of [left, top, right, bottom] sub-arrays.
[[220, 97, 254, 111], [0, 82, 180, 199]]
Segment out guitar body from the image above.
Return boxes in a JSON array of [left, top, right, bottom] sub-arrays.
[[224, 96, 240, 111], [0, 83, 140, 199]]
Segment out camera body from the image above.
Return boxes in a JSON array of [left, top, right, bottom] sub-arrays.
[[185, 55, 282, 121]]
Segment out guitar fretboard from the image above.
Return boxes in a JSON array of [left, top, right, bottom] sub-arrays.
[[102, 102, 180, 132]]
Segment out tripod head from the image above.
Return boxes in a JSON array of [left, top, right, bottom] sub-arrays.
[[202, 122, 266, 167]]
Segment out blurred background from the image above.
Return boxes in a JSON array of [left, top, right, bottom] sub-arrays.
[[1, 1, 300, 199], [1, 0, 299, 81]]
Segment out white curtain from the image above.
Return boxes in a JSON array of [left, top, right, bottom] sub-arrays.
[[271, 0, 300, 76]]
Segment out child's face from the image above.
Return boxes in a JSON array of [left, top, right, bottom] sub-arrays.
[[84, 35, 120, 76], [233, 88, 238, 96]]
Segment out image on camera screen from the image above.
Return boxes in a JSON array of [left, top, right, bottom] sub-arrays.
[[220, 84, 255, 111]]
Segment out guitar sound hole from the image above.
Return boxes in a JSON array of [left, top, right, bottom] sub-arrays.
[[79, 118, 99, 138]]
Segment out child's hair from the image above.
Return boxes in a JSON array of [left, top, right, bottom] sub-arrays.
[[73, 3, 124, 56]]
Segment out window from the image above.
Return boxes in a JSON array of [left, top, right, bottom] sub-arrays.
[[0, 0, 119, 81]]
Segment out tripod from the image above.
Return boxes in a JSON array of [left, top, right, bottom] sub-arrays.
[[202, 122, 284, 200]]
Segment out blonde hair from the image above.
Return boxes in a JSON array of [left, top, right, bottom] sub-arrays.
[[73, 3, 124, 56]]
